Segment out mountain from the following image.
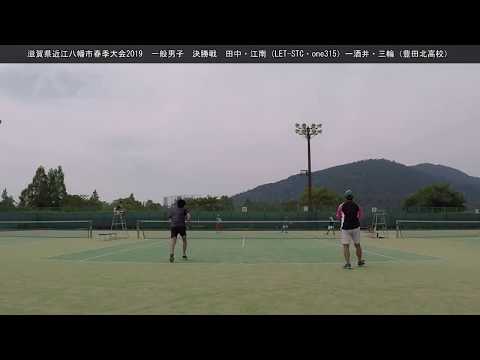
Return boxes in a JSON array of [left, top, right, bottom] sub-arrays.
[[232, 159, 480, 209], [412, 163, 480, 187], [411, 163, 480, 207]]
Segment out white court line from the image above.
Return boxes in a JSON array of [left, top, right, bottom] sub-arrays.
[[50, 237, 442, 263], [78, 246, 403, 264], [79, 243, 394, 262], [363, 249, 397, 260], [55, 237, 333, 261], [48, 238, 159, 259], [314, 241, 443, 261], [79, 242, 166, 261], [46, 258, 444, 266], [56, 236, 329, 262], [366, 242, 449, 261], [54, 238, 340, 263]]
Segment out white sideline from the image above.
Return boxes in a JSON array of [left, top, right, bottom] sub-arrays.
[[362, 249, 397, 260], [79, 241, 165, 261]]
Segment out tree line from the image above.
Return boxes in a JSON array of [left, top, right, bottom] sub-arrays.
[[0, 166, 164, 211], [0, 165, 467, 211]]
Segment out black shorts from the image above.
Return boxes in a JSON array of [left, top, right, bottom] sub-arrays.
[[171, 226, 186, 238]]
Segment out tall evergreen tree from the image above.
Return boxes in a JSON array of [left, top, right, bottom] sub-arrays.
[[18, 188, 27, 208], [88, 190, 103, 209], [47, 166, 67, 207], [0, 188, 15, 208], [19, 166, 50, 208], [90, 190, 100, 202]]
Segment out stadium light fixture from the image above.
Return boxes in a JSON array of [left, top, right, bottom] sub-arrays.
[[294, 123, 323, 212]]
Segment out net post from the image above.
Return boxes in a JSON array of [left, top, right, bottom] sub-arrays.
[[89, 220, 93, 239], [137, 220, 140, 240], [396, 220, 399, 238]]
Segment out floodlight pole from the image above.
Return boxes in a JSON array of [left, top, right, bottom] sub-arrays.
[[295, 123, 322, 213], [306, 127, 312, 211]]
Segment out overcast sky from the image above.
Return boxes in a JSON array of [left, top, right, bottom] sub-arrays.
[[1, 63, 479, 202]]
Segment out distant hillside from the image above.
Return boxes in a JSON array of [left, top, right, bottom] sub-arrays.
[[232, 159, 480, 209], [412, 163, 480, 187], [411, 163, 480, 207]]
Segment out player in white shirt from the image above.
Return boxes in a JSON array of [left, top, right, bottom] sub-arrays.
[[326, 216, 336, 236], [215, 215, 223, 233]]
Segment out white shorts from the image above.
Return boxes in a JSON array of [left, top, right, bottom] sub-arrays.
[[341, 227, 361, 245]]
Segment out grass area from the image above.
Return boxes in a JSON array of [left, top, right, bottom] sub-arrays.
[[0, 229, 479, 314]]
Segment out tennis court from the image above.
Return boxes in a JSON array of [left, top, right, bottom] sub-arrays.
[[2, 218, 480, 314], [50, 230, 437, 264]]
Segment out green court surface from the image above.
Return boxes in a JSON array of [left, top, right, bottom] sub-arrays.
[[52, 231, 437, 264], [1, 229, 479, 314]]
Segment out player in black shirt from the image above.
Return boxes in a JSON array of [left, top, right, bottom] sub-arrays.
[[168, 199, 191, 263], [336, 190, 366, 269]]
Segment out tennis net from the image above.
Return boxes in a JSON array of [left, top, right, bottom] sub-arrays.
[[137, 220, 340, 240], [396, 220, 480, 238], [0, 220, 93, 238]]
